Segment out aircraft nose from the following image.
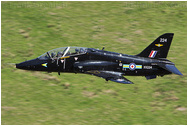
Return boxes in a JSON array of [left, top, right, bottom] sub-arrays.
[[16, 59, 36, 70], [16, 62, 28, 69], [16, 58, 47, 70]]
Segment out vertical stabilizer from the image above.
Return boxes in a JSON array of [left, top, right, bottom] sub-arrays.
[[137, 33, 174, 59]]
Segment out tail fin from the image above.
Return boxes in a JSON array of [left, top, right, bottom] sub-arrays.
[[137, 33, 174, 59]]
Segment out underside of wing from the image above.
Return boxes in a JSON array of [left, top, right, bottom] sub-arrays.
[[85, 70, 133, 84], [109, 77, 133, 84]]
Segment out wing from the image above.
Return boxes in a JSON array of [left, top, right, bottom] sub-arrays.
[[85, 70, 133, 84]]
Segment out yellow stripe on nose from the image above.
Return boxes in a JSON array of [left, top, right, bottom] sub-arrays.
[[41, 63, 47, 67]]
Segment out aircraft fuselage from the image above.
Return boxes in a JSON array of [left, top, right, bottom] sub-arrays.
[[16, 48, 172, 76], [16, 33, 183, 84]]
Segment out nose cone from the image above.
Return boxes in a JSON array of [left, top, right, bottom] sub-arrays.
[[16, 62, 29, 69], [16, 58, 47, 70]]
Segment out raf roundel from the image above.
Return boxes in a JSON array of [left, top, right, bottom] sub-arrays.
[[129, 63, 136, 71]]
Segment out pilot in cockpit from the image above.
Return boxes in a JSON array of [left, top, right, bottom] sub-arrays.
[[80, 48, 84, 53], [57, 52, 63, 58], [51, 52, 56, 58], [75, 48, 79, 54], [66, 51, 71, 55]]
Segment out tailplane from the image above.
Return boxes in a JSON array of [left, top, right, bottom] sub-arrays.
[[137, 33, 174, 59], [158, 64, 183, 75]]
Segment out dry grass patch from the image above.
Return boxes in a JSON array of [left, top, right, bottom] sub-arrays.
[[103, 89, 118, 96], [116, 38, 133, 44], [62, 82, 71, 89], [134, 30, 143, 35], [175, 107, 187, 111], [32, 72, 60, 82], [19, 29, 26, 33], [82, 91, 98, 98], [2, 106, 16, 111], [48, 12, 57, 15]]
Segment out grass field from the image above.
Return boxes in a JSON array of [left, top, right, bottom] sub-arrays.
[[1, 1, 187, 125]]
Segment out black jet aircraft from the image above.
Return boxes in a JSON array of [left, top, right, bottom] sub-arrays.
[[16, 33, 183, 84]]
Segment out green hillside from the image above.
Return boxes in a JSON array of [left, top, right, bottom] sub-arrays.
[[1, 1, 187, 125]]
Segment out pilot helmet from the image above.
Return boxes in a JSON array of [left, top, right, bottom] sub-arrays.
[[51, 52, 56, 58], [75, 48, 79, 53], [80, 48, 84, 53], [57, 52, 63, 57]]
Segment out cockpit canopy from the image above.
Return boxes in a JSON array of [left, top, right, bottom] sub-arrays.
[[38, 47, 88, 59]]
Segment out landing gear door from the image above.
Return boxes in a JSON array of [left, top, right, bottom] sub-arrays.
[[60, 58, 66, 70], [56, 58, 66, 73]]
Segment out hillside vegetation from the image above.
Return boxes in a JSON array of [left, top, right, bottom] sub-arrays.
[[1, 1, 187, 124]]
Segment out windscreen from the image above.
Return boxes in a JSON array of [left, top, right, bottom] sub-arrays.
[[38, 47, 87, 60]]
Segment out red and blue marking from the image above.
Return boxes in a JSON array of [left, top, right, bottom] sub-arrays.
[[129, 63, 136, 70], [149, 50, 157, 58], [123, 63, 142, 71]]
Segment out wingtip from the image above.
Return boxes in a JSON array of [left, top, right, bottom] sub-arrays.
[[179, 73, 183, 76], [128, 82, 134, 84]]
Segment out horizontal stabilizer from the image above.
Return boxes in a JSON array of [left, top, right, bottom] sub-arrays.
[[159, 64, 183, 75], [165, 64, 183, 75]]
